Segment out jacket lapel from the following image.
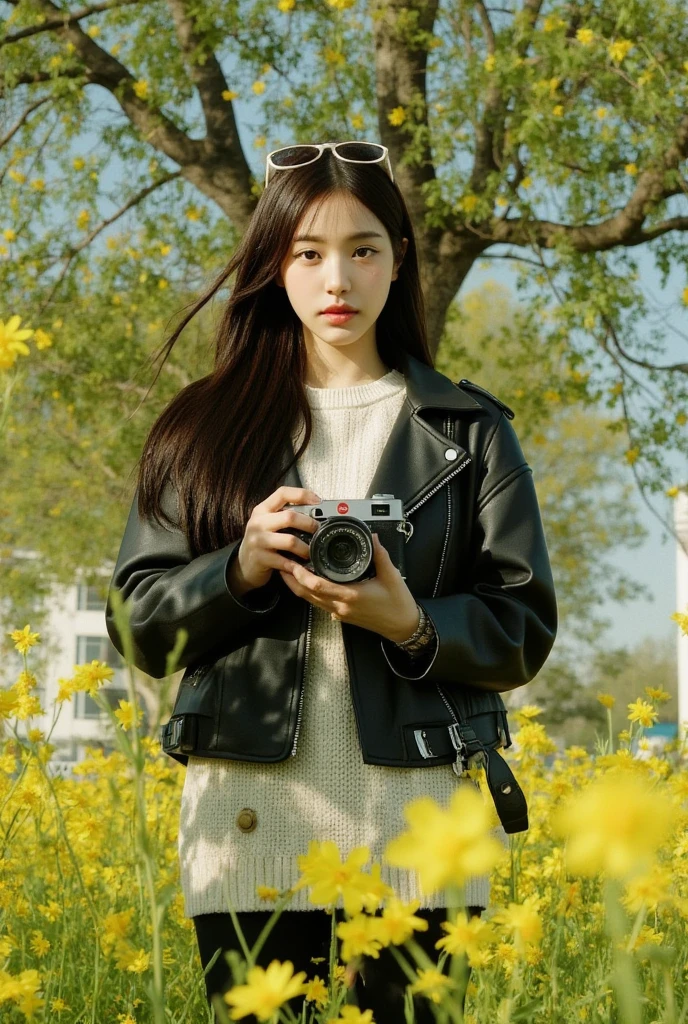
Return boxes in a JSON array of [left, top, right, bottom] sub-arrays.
[[279, 353, 487, 511]]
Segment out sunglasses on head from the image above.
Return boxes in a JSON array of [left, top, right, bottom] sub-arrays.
[[264, 141, 394, 187]]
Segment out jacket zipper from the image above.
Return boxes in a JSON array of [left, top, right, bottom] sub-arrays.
[[425, 415, 467, 775], [290, 602, 313, 756], [289, 418, 470, 760]]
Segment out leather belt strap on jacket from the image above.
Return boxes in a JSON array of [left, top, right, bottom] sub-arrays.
[[161, 716, 528, 835], [413, 721, 528, 835]]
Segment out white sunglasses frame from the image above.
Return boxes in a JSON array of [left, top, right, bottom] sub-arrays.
[[264, 141, 394, 187]]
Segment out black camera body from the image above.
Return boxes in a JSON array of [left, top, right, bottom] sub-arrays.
[[279, 493, 410, 584]]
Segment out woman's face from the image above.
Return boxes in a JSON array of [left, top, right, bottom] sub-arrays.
[[276, 191, 408, 359]]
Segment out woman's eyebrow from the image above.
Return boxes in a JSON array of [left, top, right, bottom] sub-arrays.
[[293, 231, 385, 243]]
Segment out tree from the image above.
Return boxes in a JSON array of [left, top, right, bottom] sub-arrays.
[[2, 0, 688, 662]]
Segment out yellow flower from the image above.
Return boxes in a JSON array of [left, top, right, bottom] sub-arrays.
[[576, 28, 594, 45], [644, 686, 671, 702], [255, 885, 280, 901], [435, 909, 497, 965], [484, 55, 496, 72], [673, 610, 688, 635], [71, 660, 114, 697], [86, 24, 100, 37], [552, 104, 564, 116], [495, 196, 508, 207], [8, 169, 26, 184], [0, 316, 34, 370], [30, 178, 45, 191], [608, 39, 634, 64], [114, 699, 144, 731], [33, 328, 52, 350], [676, 411, 687, 425], [622, 864, 673, 912], [457, 194, 478, 214], [625, 447, 640, 464], [303, 975, 328, 1006], [223, 960, 307, 1021], [520, 176, 532, 189], [125, 949, 150, 974], [350, 113, 365, 130], [384, 783, 507, 895], [336, 913, 385, 963], [408, 967, 455, 1003], [277, 0, 296, 10], [513, 704, 544, 727], [29, 930, 51, 957], [550, 769, 680, 878], [252, 80, 266, 95], [222, 89, 239, 100], [133, 79, 149, 99], [293, 840, 375, 916], [3, 227, 16, 241], [388, 106, 406, 126], [596, 693, 616, 709], [627, 699, 659, 728], [492, 895, 543, 950], [8, 624, 40, 654], [595, 107, 608, 119], [625, 162, 638, 176], [373, 895, 429, 947], [543, 15, 566, 31], [76, 209, 90, 230], [185, 206, 202, 221]]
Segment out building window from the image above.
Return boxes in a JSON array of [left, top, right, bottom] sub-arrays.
[[77, 584, 107, 612]]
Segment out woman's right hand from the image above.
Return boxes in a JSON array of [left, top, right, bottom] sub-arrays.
[[234, 486, 322, 593]]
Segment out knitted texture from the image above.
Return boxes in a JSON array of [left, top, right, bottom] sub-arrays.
[[178, 368, 508, 916]]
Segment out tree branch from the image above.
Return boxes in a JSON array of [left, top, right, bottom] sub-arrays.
[[36, 170, 182, 314], [0, 95, 53, 151], [0, 0, 141, 47]]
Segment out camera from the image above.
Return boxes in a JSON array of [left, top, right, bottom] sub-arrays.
[[280, 493, 412, 584]]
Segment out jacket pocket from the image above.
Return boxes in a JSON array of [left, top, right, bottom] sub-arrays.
[[171, 660, 223, 718]]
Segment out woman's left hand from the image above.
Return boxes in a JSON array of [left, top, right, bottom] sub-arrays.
[[278, 533, 419, 642]]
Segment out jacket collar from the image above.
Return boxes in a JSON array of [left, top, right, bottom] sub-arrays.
[[281, 353, 487, 511]]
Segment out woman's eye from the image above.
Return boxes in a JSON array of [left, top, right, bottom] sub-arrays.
[[294, 247, 378, 261]]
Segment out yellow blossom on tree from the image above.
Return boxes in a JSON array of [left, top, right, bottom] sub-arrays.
[[76, 209, 90, 230], [8, 169, 26, 183], [576, 28, 594, 45], [552, 104, 564, 117], [3, 227, 16, 241], [542, 15, 566, 31], [625, 163, 638, 176], [33, 328, 52, 349], [350, 113, 364, 130], [682, 286, 688, 305], [252, 81, 266, 95], [595, 107, 608, 119], [677, 411, 687, 425], [388, 106, 406, 126], [484, 55, 496, 72], [30, 179, 45, 191], [608, 39, 634, 64], [520, 176, 532, 189], [625, 446, 640, 464], [185, 206, 202, 221], [667, 486, 680, 497], [86, 24, 100, 37], [133, 79, 149, 99], [277, 0, 296, 10], [221, 89, 239, 100]]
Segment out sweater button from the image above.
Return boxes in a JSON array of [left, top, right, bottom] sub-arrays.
[[236, 808, 257, 833]]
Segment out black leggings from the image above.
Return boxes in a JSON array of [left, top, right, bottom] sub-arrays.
[[194, 904, 483, 1023]]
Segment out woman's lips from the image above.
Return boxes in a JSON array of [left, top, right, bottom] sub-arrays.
[[321, 311, 357, 324]]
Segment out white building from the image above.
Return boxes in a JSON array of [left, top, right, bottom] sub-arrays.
[[3, 574, 141, 776]]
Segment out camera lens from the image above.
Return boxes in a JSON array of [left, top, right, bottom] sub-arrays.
[[311, 518, 373, 582], [325, 534, 359, 570]]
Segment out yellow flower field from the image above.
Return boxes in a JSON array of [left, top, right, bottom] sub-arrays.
[[0, 607, 687, 1024]]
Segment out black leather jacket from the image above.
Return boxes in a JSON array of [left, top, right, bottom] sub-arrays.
[[105, 354, 557, 787]]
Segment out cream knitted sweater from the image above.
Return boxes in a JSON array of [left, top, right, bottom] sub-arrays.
[[178, 368, 507, 917]]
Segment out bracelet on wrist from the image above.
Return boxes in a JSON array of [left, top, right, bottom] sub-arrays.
[[393, 603, 436, 655]]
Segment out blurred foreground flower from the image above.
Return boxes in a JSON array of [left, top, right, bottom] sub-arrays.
[[550, 769, 680, 879]]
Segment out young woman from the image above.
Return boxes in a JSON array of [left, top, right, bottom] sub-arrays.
[[105, 140, 558, 1022]]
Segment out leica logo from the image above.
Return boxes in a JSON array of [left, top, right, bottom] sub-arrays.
[[337, 502, 349, 514]]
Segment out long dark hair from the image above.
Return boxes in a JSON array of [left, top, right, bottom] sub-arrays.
[[136, 143, 433, 557]]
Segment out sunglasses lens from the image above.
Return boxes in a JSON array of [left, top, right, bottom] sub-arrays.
[[270, 145, 320, 168], [335, 142, 385, 162]]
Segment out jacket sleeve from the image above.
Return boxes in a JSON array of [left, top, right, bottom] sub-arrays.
[[105, 480, 282, 678], [379, 411, 558, 693]]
